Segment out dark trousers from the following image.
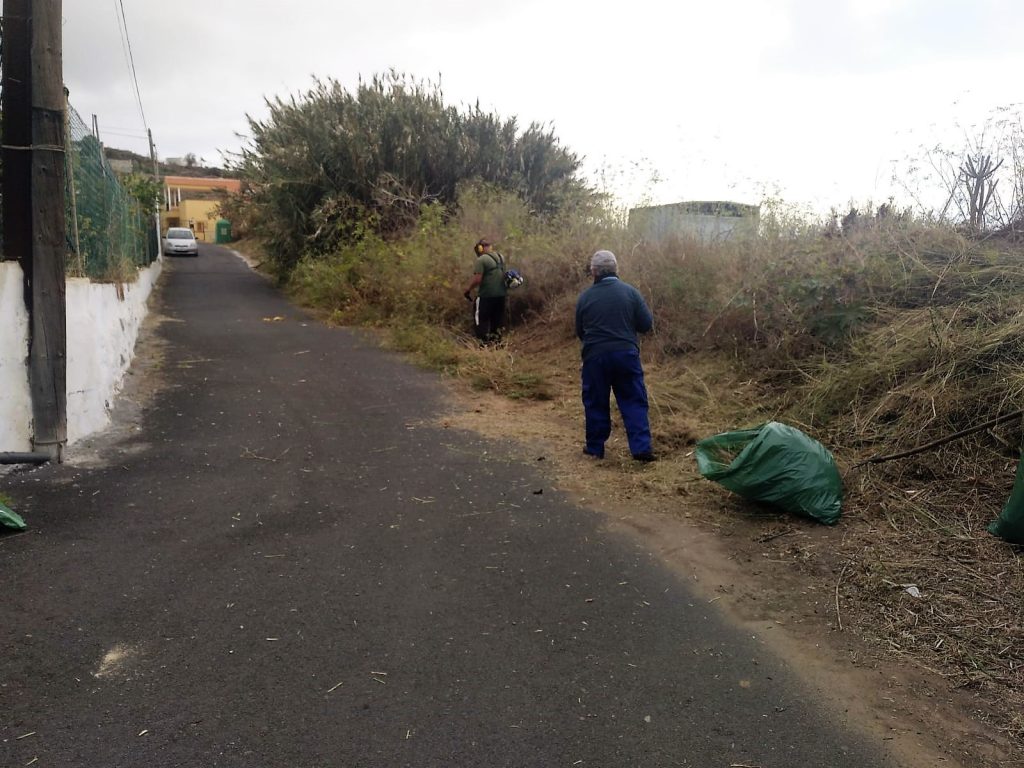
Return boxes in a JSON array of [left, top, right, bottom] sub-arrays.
[[474, 296, 506, 341], [581, 349, 651, 457]]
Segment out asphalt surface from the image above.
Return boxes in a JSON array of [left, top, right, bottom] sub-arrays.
[[1, 245, 899, 767]]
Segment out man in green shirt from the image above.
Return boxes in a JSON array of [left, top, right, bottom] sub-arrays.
[[463, 238, 508, 343]]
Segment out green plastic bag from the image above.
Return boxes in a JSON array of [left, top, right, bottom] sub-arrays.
[[695, 422, 843, 525], [988, 454, 1024, 544], [0, 500, 26, 531]]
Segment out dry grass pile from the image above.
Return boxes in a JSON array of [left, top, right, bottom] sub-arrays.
[[777, 238, 1024, 741]]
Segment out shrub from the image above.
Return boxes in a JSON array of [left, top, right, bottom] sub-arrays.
[[228, 72, 595, 276]]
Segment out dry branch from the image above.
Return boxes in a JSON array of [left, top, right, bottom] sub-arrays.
[[854, 410, 1024, 468]]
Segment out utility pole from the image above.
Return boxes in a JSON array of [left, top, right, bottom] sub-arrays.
[[2, 0, 68, 461], [30, 0, 67, 460], [148, 128, 159, 179], [148, 128, 163, 259]]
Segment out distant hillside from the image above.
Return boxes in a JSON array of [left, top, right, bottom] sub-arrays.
[[103, 147, 229, 178]]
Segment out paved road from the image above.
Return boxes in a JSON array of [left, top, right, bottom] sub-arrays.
[[1, 245, 898, 767]]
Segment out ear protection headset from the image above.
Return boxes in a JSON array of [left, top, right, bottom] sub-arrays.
[[475, 240, 490, 255]]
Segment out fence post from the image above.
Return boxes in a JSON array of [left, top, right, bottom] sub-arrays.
[[65, 88, 83, 276]]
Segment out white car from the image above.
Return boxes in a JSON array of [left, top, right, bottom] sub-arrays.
[[163, 227, 199, 257]]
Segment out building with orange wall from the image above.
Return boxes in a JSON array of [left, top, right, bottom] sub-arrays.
[[161, 175, 242, 242]]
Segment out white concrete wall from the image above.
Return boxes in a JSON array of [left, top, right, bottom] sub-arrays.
[[628, 202, 761, 243], [66, 259, 162, 442], [0, 258, 162, 451], [0, 262, 32, 452]]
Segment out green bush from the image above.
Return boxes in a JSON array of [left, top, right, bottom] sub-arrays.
[[228, 72, 595, 277]]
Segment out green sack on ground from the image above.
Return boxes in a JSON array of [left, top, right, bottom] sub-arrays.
[[988, 454, 1024, 544], [695, 421, 843, 525], [0, 500, 26, 531]]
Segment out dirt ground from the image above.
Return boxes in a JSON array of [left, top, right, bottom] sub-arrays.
[[438, 366, 1020, 768]]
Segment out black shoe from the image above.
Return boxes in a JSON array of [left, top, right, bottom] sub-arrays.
[[632, 452, 657, 462], [583, 448, 604, 460]]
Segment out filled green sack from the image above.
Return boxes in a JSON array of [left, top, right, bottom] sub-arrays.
[[0, 500, 26, 531], [695, 422, 843, 525], [988, 454, 1024, 544]]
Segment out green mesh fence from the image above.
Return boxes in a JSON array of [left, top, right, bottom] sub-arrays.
[[65, 103, 159, 280], [0, 19, 157, 277]]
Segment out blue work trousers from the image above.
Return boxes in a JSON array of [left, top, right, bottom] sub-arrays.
[[581, 349, 651, 458]]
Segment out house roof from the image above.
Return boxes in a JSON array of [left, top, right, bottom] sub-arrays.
[[164, 175, 242, 193], [630, 200, 759, 218]]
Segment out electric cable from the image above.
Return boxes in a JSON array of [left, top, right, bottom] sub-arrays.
[[114, 0, 147, 129]]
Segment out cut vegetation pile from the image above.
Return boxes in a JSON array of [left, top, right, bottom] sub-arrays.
[[807, 243, 1024, 739]]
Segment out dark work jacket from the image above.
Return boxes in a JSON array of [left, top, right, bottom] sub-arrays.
[[574, 276, 653, 361]]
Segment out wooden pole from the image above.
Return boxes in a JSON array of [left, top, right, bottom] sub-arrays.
[[28, 0, 67, 461]]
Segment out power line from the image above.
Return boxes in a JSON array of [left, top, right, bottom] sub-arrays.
[[112, 1, 133, 106], [112, 0, 140, 125], [102, 124, 151, 136], [114, 0, 147, 129], [102, 129, 150, 140]]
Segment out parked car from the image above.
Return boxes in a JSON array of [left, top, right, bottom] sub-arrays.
[[163, 227, 198, 257]]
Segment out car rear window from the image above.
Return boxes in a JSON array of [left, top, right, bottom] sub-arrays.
[[167, 228, 194, 239]]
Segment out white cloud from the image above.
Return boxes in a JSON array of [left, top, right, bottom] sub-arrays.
[[59, 0, 1024, 211], [846, 0, 916, 23]]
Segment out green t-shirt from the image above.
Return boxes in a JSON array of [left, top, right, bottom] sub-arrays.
[[474, 252, 507, 298]]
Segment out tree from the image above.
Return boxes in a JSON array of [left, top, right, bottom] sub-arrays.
[[122, 173, 162, 217], [960, 154, 1002, 232], [228, 71, 593, 274]]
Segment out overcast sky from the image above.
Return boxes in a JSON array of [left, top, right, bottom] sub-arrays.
[[62, 0, 1023, 213]]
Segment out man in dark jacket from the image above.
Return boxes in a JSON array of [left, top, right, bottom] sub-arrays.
[[575, 250, 655, 461]]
